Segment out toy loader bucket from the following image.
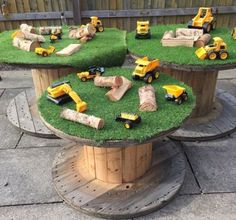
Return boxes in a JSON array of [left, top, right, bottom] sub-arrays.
[[163, 85, 185, 98], [76, 102, 87, 113], [195, 47, 207, 60]]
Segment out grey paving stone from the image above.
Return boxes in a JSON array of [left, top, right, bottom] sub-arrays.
[[183, 136, 236, 193], [0, 89, 4, 97], [216, 80, 236, 97], [218, 69, 236, 79], [0, 70, 33, 89], [136, 193, 236, 220], [0, 88, 24, 115], [0, 147, 62, 206], [0, 115, 22, 149], [17, 133, 73, 148]]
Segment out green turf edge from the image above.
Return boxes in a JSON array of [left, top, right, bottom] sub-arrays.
[[127, 24, 236, 66], [38, 67, 196, 145], [1, 27, 127, 70]]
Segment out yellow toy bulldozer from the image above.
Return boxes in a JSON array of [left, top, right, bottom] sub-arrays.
[[231, 27, 236, 39], [195, 37, 228, 60], [47, 80, 87, 113], [90, 16, 104, 32], [187, 7, 216, 33], [135, 21, 151, 39]]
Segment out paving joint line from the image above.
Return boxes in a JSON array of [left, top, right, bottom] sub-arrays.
[[14, 132, 24, 149], [0, 87, 32, 90], [0, 88, 5, 98]]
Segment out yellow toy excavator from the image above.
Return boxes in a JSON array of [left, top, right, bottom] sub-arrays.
[[187, 7, 216, 33], [47, 80, 87, 113], [231, 27, 236, 40]]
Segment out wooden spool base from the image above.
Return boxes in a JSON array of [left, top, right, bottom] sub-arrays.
[[52, 139, 186, 219], [169, 89, 236, 141], [7, 88, 58, 138]]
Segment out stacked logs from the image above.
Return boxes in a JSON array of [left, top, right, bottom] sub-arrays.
[[69, 24, 96, 43]]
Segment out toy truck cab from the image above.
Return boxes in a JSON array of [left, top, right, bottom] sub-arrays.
[[163, 85, 188, 105], [77, 66, 105, 82], [115, 113, 141, 129], [35, 46, 55, 57], [135, 21, 151, 39], [132, 57, 160, 83]]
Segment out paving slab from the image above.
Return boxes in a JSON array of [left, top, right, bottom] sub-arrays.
[[136, 193, 236, 220], [0, 147, 62, 206], [0, 70, 32, 89], [17, 133, 73, 148], [216, 80, 236, 97], [0, 88, 24, 115], [0, 89, 4, 97], [0, 115, 22, 149], [183, 136, 236, 193], [218, 69, 236, 79]]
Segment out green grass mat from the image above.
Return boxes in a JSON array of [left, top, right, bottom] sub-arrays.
[[38, 67, 196, 145], [0, 27, 127, 69], [127, 24, 236, 66]]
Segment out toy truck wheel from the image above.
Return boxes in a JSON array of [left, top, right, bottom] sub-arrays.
[[219, 51, 228, 60], [175, 98, 182, 105], [135, 116, 141, 124], [203, 23, 211, 33], [81, 77, 87, 82], [144, 73, 153, 84], [208, 51, 217, 60], [132, 75, 139, 80], [211, 20, 217, 30], [154, 71, 160, 79], [98, 26, 104, 32], [42, 52, 48, 57], [124, 121, 133, 129]]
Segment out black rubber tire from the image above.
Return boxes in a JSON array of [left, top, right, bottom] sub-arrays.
[[124, 121, 133, 129], [132, 75, 139, 80], [208, 51, 217, 60], [42, 52, 48, 57], [203, 22, 211, 33], [144, 73, 153, 84], [81, 77, 87, 82], [219, 51, 229, 60]]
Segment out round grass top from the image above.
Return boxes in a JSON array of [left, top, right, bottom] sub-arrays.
[[127, 24, 236, 68], [38, 67, 196, 146], [0, 27, 127, 70]]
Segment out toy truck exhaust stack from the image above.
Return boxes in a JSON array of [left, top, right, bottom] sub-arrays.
[[135, 21, 151, 39], [163, 85, 188, 105], [187, 7, 216, 33], [132, 57, 160, 84], [90, 16, 104, 32], [195, 37, 228, 60]]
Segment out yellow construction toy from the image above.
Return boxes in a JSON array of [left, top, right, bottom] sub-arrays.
[[77, 66, 105, 82], [163, 85, 188, 105], [35, 46, 55, 57], [115, 113, 141, 129], [135, 21, 151, 39], [90, 16, 104, 32], [187, 7, 216, 33], [195, 37, 228, 60], [231, 27, 236, 40], [132, 57, 160, 84], [47, 80, 87, 113]]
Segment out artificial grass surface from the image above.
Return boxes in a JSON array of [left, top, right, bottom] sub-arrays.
[[127, 24, 236, 66], [0, 27, 127, 69], [38, 67, 196, 145]]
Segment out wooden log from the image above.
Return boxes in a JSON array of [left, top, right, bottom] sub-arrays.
[[69, 24, 96, 42], [138, 85, 157, 112], [56, 44, 81, 56], [19, 24, 45, 42], [194, 34, 212, 48], [94, 76, 123, 88], [105, 77, 132, 101], [20, 23, 36, 33], [60, 108, 105, 129], [13, 37, 41, 52], [38, 26, 62, 35]]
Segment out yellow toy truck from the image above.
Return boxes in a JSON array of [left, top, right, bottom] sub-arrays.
[[77, 66, 105, 82], [135, 21, 151, 39], [115, 113, 141, 129], [35, 46, 55, 57], [132, 57, 160, 83], [187, 7, 216, 33], [163, 85, 188, 105], [231, 27, 236, 40], [90, 16, 104, 32], [195, 37, 228, 60], [47, 80, 87, 112]]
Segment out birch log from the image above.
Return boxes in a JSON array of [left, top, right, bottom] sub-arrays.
[[69, 24, 96, 42], [13, 37, 41, 51], [60, 108, 105, 129], [94, 76, 123, 88], [139, 85, 157, 112], [39, 26, 62, 35], [194, 34, 211, 48]]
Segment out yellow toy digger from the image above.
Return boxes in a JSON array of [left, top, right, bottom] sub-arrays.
[[90, 16, 104, 32], [187, 7, 216, 33], [231, 27, 236, 40], [47, 80, 87, 113], [135, 21, 151, 39], [195, 37, 228, 60]]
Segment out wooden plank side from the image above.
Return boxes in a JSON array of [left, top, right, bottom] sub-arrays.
[[94, 147, 108, 182], [84, 146, 96, 178]]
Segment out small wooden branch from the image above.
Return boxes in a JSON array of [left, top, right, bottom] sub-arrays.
[[94, 76, 123, 88], [138, 85, 157, 112], [56, 44, 81, 56], [194, 34, 211, 48], [60, 108, 105, 129]]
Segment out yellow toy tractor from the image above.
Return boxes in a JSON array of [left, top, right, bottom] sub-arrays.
[[132, 57, 160, 84], [187, 7, 216, 33], [90, 16, 104, 32], [195, 37, 228, 60], [35, 46, 55, 57], [163, 85, 188, 105], [231, 27, 236, 40], [115, 113, 141, 129], [135, 21, 151, 39], [47, 80, 87, 113]]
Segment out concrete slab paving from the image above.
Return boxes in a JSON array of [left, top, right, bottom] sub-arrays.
[[136, 193, 236, 220], [17, 133, 73, 148], [0, 147, 62, 206], [0, 70, 32, 89], [0, 88, 24, 115], [218, 69, 236, 79], [183, 136, 236, 193], [0, 115, 22, 149], [0, 89, 4, 97], [216, 80, 236, 96]]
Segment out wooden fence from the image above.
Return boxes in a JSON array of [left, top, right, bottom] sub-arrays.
[[0, 0, 236, 31]]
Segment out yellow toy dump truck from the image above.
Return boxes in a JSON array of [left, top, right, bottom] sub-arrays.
[[135, 21, 151, 39], [231, 27, 236, 39], [90, 16, 104, 32], [187, 7, 216, 33], [77, 66, 105, 82], [35, 46, 55, 57], [195, 37, 228, 60], [163, 85, 188, 105], [47, 80, 87, 113], [132, 57, 160, 84], [115, 113, 141, 129]]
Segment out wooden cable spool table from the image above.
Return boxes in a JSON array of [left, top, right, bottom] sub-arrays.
[[38, 68, 195, 219], [127, 24, 236, 141]]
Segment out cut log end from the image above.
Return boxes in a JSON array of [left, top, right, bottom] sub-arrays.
[[139, 85, 157, 112]]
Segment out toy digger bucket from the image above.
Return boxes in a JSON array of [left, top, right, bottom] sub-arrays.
[[163, 85, 185, 98], [195, 47, 207, 60], [76, 101, 88, 113]]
